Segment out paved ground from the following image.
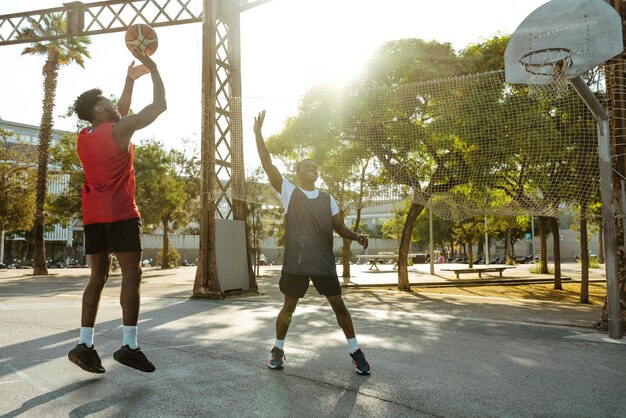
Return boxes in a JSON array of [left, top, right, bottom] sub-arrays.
[[1, 264, 625, 417]]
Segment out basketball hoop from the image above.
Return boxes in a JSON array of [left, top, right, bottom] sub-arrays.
[[519, 48, 573, 98]]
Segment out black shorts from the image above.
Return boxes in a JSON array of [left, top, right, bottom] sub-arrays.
[[279, 273, 341, 298], [84, 218, 143, 254]]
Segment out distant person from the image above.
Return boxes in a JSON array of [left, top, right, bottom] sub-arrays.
[[438, 254, 445, 264], [254, 110, 371, 375], [67, 53, 166, 374]]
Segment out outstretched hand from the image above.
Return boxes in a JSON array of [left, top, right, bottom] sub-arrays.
[[254, 110, 266, 136], [356, 235, 368, 249], [127, 60, 150, 80]]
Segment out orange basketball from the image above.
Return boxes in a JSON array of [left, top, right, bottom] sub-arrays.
[[125, 23, 158, 56]]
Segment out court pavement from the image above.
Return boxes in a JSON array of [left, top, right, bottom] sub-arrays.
[[0, 264, 624, 417]]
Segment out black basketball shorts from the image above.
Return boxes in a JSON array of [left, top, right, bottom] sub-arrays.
[[279, 273, 342, 298], [84, 217, 143, 254]]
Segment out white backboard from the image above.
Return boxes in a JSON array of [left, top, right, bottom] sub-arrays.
[[505, 0, 623, 84]]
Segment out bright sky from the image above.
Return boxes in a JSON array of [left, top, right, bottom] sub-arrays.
[[0, 0, 549, 168]]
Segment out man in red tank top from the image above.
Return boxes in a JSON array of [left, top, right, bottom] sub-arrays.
[[67, 51, 166, 374]]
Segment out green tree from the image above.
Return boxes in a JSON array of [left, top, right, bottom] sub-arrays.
[[0, 130, 37, 264], [246, 169, 283, 275], [452, 216, 485, 268], [348, 39, 469, 290], [489, 215, 530, 262], [18, 14, 90, 275], [412, 210, 456, 252], [134, 140, 199, 269], [47, 133, 84, 226], [381, 204, 406, 250]]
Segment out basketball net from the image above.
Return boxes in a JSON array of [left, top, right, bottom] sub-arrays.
[[519, 48, 573, 99]]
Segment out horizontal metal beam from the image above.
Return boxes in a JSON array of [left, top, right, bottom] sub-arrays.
[[0, 0, 273, 46], [0, 0, 203, 46]]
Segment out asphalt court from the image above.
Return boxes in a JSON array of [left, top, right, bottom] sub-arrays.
[[1, 265, 625, 417]]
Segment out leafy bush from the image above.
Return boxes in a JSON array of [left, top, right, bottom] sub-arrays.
[[156, 248, 180, 268]]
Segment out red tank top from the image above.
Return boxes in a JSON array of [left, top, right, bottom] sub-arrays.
[[77, 121, 140, 224]]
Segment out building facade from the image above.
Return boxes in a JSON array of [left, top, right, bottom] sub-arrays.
[[0, 117, 82, 265]]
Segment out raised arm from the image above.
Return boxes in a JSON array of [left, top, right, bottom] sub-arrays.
[[117, 60, 150, 117], [112, 52, 166, 151], [254, 110, 282, 192], [332, 215, 369, 249]]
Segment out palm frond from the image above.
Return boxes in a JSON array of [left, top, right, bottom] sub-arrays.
[[17, 13, 91, 67]]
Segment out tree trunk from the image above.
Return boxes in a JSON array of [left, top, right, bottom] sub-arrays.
[[538, 216, 549, 274], [467, 242, 474, 268], [0, 226, 4, 265], [506, 228, 512, 261], [33, 54, 59, 275], [342, 207, 362, 279], [598, 221, 605, 264], [580, 202, 589, 303], [341, 238, 351, 279], [161, 220, 170, 269], [397, 202, 424, 291], [550, 217, 562, 289], [605, 0, 625, 326]]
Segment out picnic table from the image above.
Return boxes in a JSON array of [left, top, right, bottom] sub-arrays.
[[440, 266, 516, 279], [356, 253, 423, 271], [356, 254, 397, 271]]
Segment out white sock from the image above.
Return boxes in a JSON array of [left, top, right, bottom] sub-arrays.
[[347, 337, 359, 354], [79, 327, 94, 348], [123, 325, 138, 349], [274, 339, 285, 350]]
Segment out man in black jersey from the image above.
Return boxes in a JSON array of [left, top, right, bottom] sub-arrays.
[[254, 110, 371, 375]]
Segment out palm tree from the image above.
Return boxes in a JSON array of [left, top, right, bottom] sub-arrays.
[[18, 14, 90, 275]]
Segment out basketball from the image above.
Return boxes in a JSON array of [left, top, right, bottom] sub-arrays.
[[125, 23, 158, 56]]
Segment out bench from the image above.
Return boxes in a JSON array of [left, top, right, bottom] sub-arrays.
[[356, 253, 424, 271], [356, 254, 398, 271], [440, 266, 515, 279]]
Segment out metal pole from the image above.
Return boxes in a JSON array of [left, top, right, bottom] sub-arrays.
[[570, 76, 622, 338], [531, 212, 535, 259], [429, 209, 435, 275], [484, 215, 489, 266]]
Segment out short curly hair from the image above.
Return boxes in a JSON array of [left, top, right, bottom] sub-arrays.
[[73, 88, 103, 123]]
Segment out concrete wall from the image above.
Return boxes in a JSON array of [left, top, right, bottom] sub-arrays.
[[141, 228, 601, 265]]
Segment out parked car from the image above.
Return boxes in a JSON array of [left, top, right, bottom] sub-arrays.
[[47, 260, 66, 268]]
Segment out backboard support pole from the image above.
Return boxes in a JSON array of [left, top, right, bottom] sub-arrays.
[[570, 76, 623, 338]]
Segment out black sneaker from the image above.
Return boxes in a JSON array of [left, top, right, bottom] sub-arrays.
[[68, 343, 105, 374], [113, 345, 155, 372], [350, 348, 370, 375], [267, 346, 285, 370]]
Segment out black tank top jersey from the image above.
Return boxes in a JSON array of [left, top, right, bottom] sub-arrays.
[[282, 188, 337, 277]]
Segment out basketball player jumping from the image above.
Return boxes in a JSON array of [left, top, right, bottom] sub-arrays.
[[68, 51, 166, 373]]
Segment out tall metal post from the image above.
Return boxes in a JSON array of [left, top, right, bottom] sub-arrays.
[[570, 76, 622, 338], [193, 0, 222, 298], [225, 4, 257, 290]]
